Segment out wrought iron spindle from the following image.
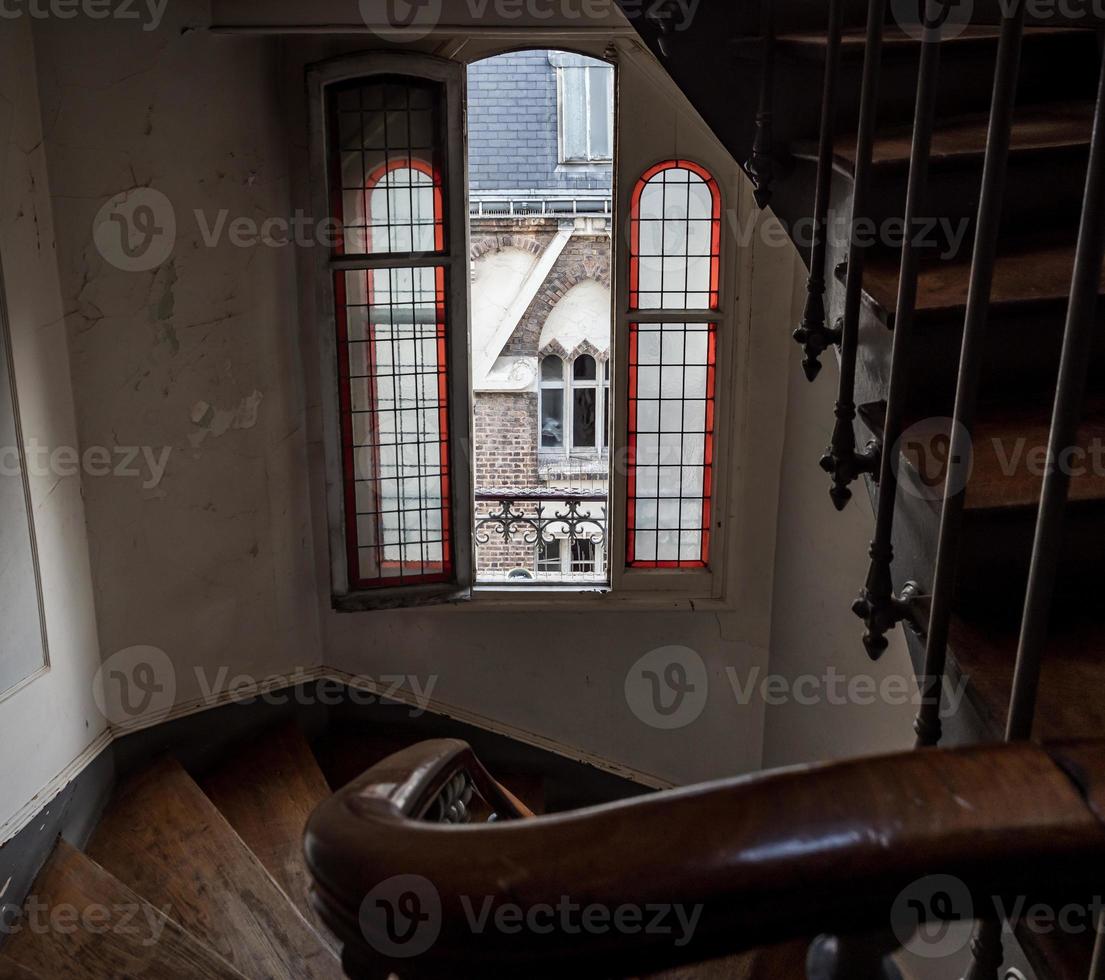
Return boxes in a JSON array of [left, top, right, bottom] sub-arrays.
[[914, 2, 1026, 749], [819, 0, 887, 509], [747, 0, 776, 209], [852, 0, 950, 659], [1090, 910, 1105, 980], [961, 919, 1005, 980], [1006, 46, 1105, 745], [793, 0, 846, 381]]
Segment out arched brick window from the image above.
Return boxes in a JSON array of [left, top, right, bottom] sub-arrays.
[[626, 161, 721, 569]]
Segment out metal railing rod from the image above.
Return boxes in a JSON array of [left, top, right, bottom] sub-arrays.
[[820, 0, 887, 510], [1090, 909, 1105, 980], [1005, 49, 1105, 744], [853, 2, 949, 659], [960, 51, 1105, 980], [793, 0, 846, 381], [913, 2, 1026, 750], [747, 0, 776, 209]]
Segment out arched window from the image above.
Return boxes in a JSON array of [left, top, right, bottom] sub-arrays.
[[539, 353, 611, 454], [572, 354, 597, 448], [626, 161, 721, 569], [539, 355, 565, 449]]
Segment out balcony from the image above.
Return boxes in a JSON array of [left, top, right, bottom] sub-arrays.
[[474, 487, 608, 586]]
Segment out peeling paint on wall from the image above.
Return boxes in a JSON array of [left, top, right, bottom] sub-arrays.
[[188, 390, 263, 448]]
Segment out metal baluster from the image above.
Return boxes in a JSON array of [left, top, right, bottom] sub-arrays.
[[914, 2, 1026, 749], [961, 45, 1105, 980], [961, 919, 1005, 980], [747, 0, 776, 209], [1005, 48, 1105, 744], [793, 0, 846, 381], [820, 0, 887, 509], [852, 0, 950, 659], [1089, 908, 1105, 980]]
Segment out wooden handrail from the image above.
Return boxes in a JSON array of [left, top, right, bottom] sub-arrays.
[[305, 738, 1105, 979]]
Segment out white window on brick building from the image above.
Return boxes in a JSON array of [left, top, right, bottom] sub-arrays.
[[553, 53, 614, 165], [539, 352, 611, 455]]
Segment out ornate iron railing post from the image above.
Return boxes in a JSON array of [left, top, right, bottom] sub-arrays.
[[853, 1, 949, 659], [793, 0, 846, 381], [819, 0, 888, 510], [747, 0, 776, 209]]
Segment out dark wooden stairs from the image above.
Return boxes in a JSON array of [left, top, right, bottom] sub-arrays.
[[0, 723, 815, 979]]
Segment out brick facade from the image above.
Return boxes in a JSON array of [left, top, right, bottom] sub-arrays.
[[467, 52, 612, 581]]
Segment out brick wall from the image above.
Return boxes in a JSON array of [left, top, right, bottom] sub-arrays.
[[469, 217, 612, 579], [473, 392, 540, 573]]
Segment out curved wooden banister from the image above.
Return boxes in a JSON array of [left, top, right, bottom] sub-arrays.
[[305, 738, 1105, 979]]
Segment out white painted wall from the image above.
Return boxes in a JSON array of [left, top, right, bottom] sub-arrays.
[[760, 274, 918, 769], [539, 279, 611, 355], [0, 0, 921, 832], [472, 247, 542, 354], [30, 0, 323, 717], [0, 18, 105, 838]]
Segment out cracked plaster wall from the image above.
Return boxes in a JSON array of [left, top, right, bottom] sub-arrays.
[[5, 3, 904, 797], [28, 2, 322, 715], [0, 17, 103, 835]]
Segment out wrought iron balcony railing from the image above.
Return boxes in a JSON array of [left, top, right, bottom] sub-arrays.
[[474, 488, 607, 585]]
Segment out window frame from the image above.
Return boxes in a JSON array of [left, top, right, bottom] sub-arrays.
[[554, 56, 615, 166], [538, 352, 611, 457], [308, 52, 474, 608], [609, 156, 729, 598], [538, 353, 566, 452]]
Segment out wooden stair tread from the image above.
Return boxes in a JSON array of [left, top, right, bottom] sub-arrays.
[[950, 611, 1105, 743], [855, 237, 1105, 325], [775, 24, 1086, 58], [311, 730, 420, 792], [3, 840, 246, 980], [0, 956, 42, 979], [800, 101, 1094, 172], [643, 939, 809, 978], [86, 758, 341, 980], [199, 723, 337, 952], [876, 395, 1105, 511]]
